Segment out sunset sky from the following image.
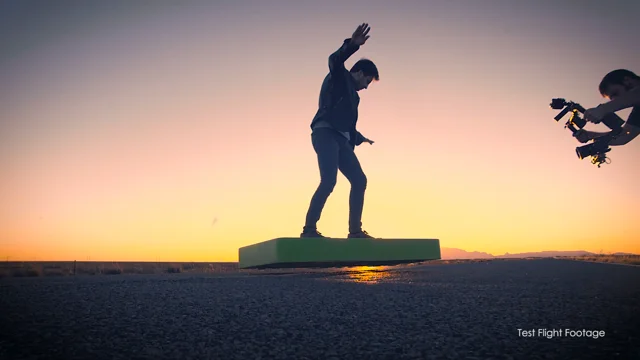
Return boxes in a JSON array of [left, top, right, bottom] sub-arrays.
[[1, 0, 639, 261]]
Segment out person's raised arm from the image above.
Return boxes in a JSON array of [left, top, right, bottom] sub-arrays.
[[328, 23, 371, 75]]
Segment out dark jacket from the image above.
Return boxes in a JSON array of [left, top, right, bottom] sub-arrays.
[[310, 38, 366, 148]]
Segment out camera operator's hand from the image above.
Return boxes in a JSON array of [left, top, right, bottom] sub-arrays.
[[584, 105, 606, 124], [574, 129, 594, 143]]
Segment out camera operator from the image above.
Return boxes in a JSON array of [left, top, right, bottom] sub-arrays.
[[574, 69, 640, 145]]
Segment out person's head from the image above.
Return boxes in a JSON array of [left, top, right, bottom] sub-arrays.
[[350, 58, 379, 91], [598, 69, 640, 100]]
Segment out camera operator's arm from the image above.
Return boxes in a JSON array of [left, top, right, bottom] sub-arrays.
[[575, 123, 640, 145], [608, 105, 640, 145], [600, 86, 640, 112], [578, 98, 640, 145], [585, 87, 640, 122], [608, 123, 640, 145]]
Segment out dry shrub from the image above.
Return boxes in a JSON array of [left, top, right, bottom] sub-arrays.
[[167, 264, 182, 273], [43, 268, 66, 276], [12, 265, 41, 277]]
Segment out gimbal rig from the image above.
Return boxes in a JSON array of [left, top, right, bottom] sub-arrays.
[[550, 98, 624, 167]]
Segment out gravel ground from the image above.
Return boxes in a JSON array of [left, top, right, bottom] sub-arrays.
[[1, 258, 639, 360]]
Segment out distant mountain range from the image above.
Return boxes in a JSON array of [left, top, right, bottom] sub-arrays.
[[440, 248, 637, 260]]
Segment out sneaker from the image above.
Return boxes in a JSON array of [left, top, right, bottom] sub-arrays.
[[347, 230, 374, 238], [300, 229, 326, 238]]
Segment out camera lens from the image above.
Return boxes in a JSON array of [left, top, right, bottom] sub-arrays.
[[576, 144, 592, 159]]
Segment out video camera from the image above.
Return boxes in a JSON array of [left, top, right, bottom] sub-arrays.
[[549, 98, 625, 167]]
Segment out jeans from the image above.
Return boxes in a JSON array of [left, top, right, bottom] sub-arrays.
[[304, 127, 367, 233]]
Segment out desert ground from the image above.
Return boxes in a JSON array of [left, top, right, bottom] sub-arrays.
[[1, 256, 639, 359], [0, 254, 638, 278]]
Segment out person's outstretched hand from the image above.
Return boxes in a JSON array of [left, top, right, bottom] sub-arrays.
[[364, 137, 374, 145], [351, 23, 370, 46]]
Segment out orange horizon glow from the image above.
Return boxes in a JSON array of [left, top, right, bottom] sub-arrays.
[[1, 2, 639, 262]]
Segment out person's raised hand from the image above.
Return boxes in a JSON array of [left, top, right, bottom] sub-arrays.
[[351, 23, 371, 46], [364, 137, 374, 145]]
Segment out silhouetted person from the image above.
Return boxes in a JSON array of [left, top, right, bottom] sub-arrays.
[[575, 69, 640, 145], [301, 23, 379, 239]]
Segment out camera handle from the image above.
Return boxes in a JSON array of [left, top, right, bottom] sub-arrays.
[[566, 111, 584, 134], [550, 98, 623, 168]]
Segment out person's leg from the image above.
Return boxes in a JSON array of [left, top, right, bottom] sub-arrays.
[[302, 128, 340, 237], [336, 140, 371, 237]]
